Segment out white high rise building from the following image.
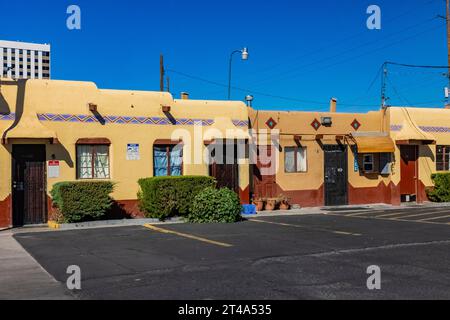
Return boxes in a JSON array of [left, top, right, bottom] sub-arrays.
[[0, 40, 51, 80]]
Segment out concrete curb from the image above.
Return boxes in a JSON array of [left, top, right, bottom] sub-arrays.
[[47, 217, 184, 230], [12, 201, 450, 232]]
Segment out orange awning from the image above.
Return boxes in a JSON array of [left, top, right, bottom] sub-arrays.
[[353, 136, 395, 153]]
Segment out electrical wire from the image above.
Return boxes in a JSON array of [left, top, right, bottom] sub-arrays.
[[241, 0, 441, 80], [166, 68, 380, 108]]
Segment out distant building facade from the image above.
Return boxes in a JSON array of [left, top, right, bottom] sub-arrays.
[[0, 40, 51, 79]]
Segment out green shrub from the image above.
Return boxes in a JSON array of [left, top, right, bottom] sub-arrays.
[[50, 181, 115, 223], [137, 176, 216, 220], [427, 173, 450, 202], [187, 187, 242, 223]]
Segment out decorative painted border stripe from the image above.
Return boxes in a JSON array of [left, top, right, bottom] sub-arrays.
[[419, 126, 450, 133], [232, 120, 249, 127], [390, 125, 403, 132], [37, 113, 217, 127], [0, 113, 15, 121], [391, 124, 450, 133]]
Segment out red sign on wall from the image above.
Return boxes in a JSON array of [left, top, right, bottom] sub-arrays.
[[48, 160, 60, 178]]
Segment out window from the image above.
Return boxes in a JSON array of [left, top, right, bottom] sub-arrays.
[[379, 153, 392, 175], [362, 154, 375, 173], [76, 145, 110, 179], [436, 145, 450, 171], [153, 145, 183, 177], [285, 147, 307, 173]]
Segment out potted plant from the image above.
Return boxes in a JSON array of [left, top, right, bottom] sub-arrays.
[[278, 194, 291, 210], [252, 197, 265, 212], [265, 198, 277, 211]]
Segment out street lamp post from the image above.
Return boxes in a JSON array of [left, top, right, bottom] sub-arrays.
[[228, 47, 248, 100]]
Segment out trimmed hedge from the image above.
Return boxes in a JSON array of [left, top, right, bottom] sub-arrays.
[[137, 176, 216, 220], [50, 181, 115, 223], [427, 173, 450, 202], [187, 187, 242, 223]]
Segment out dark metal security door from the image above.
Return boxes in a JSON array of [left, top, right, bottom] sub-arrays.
[[12, 145, 47, 226], [324, 144, 348, 206]]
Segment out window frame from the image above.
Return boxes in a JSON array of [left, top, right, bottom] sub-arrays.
[[284, 146, 308, 173], [436, 145, 450, 172], [153, 143, 184, 177], [362, 153, 375, 173], [76, 144, 111, 180]]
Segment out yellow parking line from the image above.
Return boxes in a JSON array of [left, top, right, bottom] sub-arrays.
[[418, 214, 450, 222], [250, 219, 361, 236], [142, 224, 233, 248]]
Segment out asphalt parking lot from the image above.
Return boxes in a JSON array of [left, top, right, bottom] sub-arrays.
[[13, 205, 450, 300]]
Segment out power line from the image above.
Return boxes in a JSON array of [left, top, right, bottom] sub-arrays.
[[241, 0, 440, 80], [382, 60, 449, 107], [166, 68, 379, 108], [250, 20, 445, 87], [385, 61, 449, 69]]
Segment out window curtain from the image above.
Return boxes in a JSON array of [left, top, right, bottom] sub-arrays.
[[154, 146, 168, 177], [94, 145, 110, 179], [170, 146, 183, 176], [285, 148, 296, 173], [77, 145, 93, 179], [297, 148, 307, 172]]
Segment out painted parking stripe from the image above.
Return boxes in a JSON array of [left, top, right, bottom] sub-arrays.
[[390, 211, 449, 220], [418, 214, 450, 222], [372, 211, 418, 218], [345, 211, 378, 217], [371, 208, 449, 219], [142, 224, 233, 248], [249, 219, 362, 236], [326, 212, 450, 226]]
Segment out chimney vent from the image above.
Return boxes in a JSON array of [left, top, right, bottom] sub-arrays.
[[181, 92, 189, 100], [330, 98, 337, 113]]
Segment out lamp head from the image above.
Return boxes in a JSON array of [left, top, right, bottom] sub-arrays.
[[245, 95, 254, 106], [241, 47, 249, 60]]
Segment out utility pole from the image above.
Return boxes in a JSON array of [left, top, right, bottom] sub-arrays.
[[160, 54, 165, 92], [381, 62, 388, 109], [447, 0, 450, 73], [447, 0, 450, 105]]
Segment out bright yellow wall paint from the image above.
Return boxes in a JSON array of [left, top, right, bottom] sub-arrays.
[[0, 79, 250, 201]]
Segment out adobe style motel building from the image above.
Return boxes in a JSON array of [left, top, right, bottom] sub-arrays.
[[1, 78, 450, 228]]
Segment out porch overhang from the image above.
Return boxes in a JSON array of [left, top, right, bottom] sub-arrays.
[[2, 113, 58, 145], [394, 119, 436, 146], [396, 139, 436, 146]]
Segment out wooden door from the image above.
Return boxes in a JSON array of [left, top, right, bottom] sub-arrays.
[[252, 145, 277, 199], [209, 142, 239, 193], [12, 145, 47, 226], [324, 144, 348, 206], [400, 145, 418, 196]]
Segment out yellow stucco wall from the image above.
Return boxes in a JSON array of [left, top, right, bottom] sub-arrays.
[[389, 107, 450, 187], [0, 79, 250, 204], [249, 108, 390, 192]]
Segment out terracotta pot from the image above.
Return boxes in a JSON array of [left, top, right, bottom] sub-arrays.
[[253, 200, 265, 212], [265, 200, 276, 211]]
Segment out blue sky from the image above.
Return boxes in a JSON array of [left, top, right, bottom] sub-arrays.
[[1, 0, 448, 112]]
